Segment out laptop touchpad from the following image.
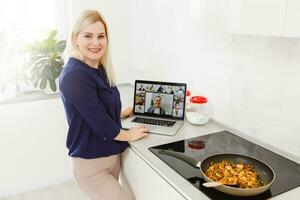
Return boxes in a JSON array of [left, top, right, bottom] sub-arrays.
[[146, 126, 156, 131]]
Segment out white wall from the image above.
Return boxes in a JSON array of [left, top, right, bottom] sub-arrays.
[[0, 99, 72, 197]]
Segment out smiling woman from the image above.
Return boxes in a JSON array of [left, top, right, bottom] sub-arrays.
[[0, 0, 71, 102], [74, 22, 108, 68], [59, 10, 149, 200]]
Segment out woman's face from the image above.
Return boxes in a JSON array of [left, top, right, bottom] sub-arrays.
[[154, 97, 161, 108], [75, 21, 107, 68]]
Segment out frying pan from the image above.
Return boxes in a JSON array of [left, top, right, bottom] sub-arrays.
[[158, 150, 275, 196]]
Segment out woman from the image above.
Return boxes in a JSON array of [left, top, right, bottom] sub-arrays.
[[147, 95, 166, 115], [59, 10, 149, 200], [173, 101, 180, 117]]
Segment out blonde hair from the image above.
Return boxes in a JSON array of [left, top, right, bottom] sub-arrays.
[[68, 10, 115, 86]]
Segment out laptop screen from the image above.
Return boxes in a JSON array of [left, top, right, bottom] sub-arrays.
[[133, 80, 187, 120]]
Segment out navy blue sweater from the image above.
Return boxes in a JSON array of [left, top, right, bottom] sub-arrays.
[[59, 57, 128, 159]]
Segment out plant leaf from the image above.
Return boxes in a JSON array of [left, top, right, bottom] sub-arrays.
[[49, 30, 57, 40], [49, 79, 57, 92], [34, 76, 42, 88], [39, 78, 47, 90], [54, 40, 66, 53]]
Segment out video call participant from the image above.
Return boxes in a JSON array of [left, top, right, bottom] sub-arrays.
[[173, 101, 181, 117], [147, 95, 166, 115]]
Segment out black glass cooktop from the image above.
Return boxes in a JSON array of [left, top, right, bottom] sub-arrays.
[[149, 131, 300, 200]]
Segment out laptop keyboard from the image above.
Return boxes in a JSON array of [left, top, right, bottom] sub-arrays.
[[132, 117, 176, 127]]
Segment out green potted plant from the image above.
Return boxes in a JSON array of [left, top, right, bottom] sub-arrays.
[[25, 30, 66, 93]]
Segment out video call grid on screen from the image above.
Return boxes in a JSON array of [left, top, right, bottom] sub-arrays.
[[133, 80, 187, 119]]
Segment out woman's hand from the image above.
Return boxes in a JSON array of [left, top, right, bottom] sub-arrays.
[[127, 125, 149, 142], [121, 107, 133, 119], [114, 125, 149, 142]]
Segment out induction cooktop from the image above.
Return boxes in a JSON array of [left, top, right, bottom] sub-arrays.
[[149, 131, 300, 200]]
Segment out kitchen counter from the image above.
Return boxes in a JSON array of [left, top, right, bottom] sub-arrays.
[[118, 83, 300, 200]]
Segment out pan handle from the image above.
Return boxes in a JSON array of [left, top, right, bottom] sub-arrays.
[[158, 149, 200, 168]]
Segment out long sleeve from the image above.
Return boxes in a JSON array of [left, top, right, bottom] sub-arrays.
[[60, 70, 120, 141]]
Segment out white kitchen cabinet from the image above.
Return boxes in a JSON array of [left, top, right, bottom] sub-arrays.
[[121, 148, 185, 200], [285, 0, 300, 37], [188, 0, 287, 37], [228, 0, 286, 36], [187, 0, 229, 33]]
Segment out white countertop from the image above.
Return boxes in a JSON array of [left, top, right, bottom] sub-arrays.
[[118, 83, 300, 200]]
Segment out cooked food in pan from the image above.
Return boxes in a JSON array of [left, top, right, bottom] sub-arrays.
[[205, 160, 265, 188]]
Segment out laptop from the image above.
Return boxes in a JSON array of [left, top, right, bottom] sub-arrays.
[[122, 80, 187, 136]]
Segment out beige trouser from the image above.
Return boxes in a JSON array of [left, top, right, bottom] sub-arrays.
[[72, 154, 132, 200]]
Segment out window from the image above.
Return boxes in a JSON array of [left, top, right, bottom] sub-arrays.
[[0, 0, 71, 103]]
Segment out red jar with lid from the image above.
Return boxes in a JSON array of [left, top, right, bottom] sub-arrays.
[[186, 96, 210, 125], [190, 96, 207, 112]]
